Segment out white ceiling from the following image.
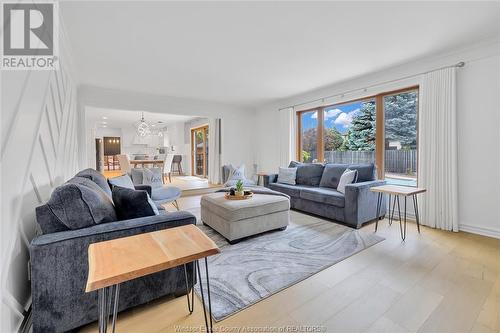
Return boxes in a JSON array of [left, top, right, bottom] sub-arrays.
[[62, 1, 500, 107], [86, 107, 198, 129]]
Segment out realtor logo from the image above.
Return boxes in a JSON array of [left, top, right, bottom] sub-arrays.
[[1, 2, 58, 70]]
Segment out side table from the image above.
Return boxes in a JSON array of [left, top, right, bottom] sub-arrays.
[[256, 172, 269, 186], [370, 185, 427, 241], [86, 225, 220, 332]]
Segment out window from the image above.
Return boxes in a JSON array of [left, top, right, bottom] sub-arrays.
[[298, 110, 318, 163], [296, 86, 419, 186], [323, 100, 376, 165], [384, 90, 418, 186]]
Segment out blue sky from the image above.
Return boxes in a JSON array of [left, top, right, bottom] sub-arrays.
[[302, 101, 363, 134]]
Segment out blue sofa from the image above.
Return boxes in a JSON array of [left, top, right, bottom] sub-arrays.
[[265, 162, 386, 228], [30, 169, 196, 332]]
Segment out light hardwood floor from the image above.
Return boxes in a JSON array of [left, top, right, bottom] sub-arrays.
[[79, 195, 500, 333]]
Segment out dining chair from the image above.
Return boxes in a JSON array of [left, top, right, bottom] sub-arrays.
[[172, 155, 183, 176], [162, 154, 175, 183], [154, 154, 165, 168], [117, 154, 131, 174]]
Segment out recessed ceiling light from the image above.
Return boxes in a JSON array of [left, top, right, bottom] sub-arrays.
[[102, 125, 107, 128], [102, 116, 108, 120], [101, 121, 107, 124]]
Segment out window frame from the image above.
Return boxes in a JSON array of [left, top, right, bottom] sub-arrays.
[[296, 85, 419, 181]]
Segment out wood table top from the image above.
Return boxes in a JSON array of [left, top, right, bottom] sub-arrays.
[[86, 225, 220, 292], [130, 159, 163, 164], [370, 184, 427, 196]]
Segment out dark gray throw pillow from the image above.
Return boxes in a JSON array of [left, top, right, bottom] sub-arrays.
[[46, 178, 117, 230], [76, 168, 112, 197], [319, 163, 350, 189], [112, 186, 159, 220], [348, 163, 376, 182], [288, 161, 325, 186]]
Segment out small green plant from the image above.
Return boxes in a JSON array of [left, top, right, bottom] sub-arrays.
[[235, 180, 244, 193], [302, 150, 311, 162]]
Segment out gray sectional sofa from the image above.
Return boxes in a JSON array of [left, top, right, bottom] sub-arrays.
[[30, 168, 196, 332], [265, 162, 386, 228]]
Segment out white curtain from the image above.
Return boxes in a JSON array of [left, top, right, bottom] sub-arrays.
[[208, 118, 222, 184], [419, 67, 458, 231], [279, 107, 295, 167]]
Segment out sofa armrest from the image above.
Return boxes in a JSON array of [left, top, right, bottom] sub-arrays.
[[134, 184, 152, 196], [344, 180, 387, 228], [263, 174, 278, 188], [31, 211, 195, 247]]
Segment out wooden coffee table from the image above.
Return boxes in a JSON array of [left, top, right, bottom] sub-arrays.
[[86, 225, 220, 333], [371, 185, 427, 241]]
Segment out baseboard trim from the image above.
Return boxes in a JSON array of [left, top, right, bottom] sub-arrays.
[[459, 224, 500, 239]]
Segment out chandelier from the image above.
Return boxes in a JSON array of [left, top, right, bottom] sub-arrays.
[[133, 112, 167, 137]]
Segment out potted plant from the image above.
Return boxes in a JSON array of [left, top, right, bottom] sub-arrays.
[[235, 180, 244, 196]]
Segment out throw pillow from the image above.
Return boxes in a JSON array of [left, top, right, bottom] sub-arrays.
[[47, 179, 117, 230], [142, 168, 163, 188], [112, 186, 159, 220], [76, 168, 112, 197], [337, 168, 358, 194], [225, 164, 246, 186], [277, 167, 297, 185], [108, 174, 135, 190]]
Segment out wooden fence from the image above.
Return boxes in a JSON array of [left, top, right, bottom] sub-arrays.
[[324, 149, 417, 174]]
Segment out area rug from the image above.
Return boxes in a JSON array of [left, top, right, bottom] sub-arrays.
[[188, 208, 384, 321]]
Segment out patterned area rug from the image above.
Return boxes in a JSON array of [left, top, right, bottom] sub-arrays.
[[187, 208, 384, 321]]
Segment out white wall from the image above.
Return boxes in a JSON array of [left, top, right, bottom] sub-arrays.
[[0, 24, 80, 332], [166, 121, 190, 173], [254, 39, 500, 238], [78, 86, 257, 179]]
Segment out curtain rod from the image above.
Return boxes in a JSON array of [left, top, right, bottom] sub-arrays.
[[278, 61, 465, 111]]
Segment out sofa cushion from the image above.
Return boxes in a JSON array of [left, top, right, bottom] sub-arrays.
[[299, 187, 345, 207], [35, 204, 70, 234], [108, 174, 135, 190], [348, 163, 376, 182], [277, 167, 297, 185], [76, 168, 112, 197], [319, 163, 349, 189], [46, 178, 117, 230], [268, 183, 315, 198], [289, 161, 325, 186], [112, 186, 158, 220]]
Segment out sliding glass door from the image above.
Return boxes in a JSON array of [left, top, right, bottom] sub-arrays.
[[191, 125, 209, 178]]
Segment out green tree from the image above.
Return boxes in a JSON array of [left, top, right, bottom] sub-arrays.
[[324, 127, 344, 151], [384, 92, 417, 149], [347, 101, 376, 151], [301, 127, 317, 162]]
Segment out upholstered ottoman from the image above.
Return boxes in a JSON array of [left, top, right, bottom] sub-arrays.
[[201, 192, 290, 244]]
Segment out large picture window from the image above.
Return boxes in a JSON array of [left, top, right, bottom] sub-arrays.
[[296, 87, 418, 186], [298, 110, 318, 163], [323, 99, 376, 165]]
